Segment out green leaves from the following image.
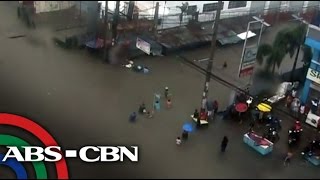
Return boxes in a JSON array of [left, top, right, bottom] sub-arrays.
[[284, 24, 307, 58], [257, 24, 309, 74], [256, 44, 272, 65], [257, 41, 286, 73], [302, 45, 312, 66]]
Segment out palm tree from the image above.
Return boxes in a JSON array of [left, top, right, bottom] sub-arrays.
[[256, 29, 289, 73], [284, 24, 307, 81], [177, 2, 188, 27], [301, 45, 312, 68]]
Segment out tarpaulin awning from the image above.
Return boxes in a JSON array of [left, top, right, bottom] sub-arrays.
[[85, 38, 104, 49]]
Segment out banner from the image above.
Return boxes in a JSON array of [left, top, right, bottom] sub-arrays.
[[239, 45, 258, 77], [306, 68, 320, 84], [136, 37, 151, 55]]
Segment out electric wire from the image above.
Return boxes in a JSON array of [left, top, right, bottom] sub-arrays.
[[177, 54, 301, 120]]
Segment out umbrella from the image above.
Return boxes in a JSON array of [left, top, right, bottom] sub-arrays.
[[257, 103, 272, 112], [182, 122, 194, 132], [235, 103, 248, 113]]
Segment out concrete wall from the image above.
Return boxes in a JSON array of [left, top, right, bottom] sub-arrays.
[[307, 1, 320, 8], [75, 1, 99, 33], [34, 1, 75, 14], [289, 1, 305, 12], [268, 1, 281, 10], [249, 1, 266, 13]]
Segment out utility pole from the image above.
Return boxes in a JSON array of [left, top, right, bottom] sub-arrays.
[[201, 1, 222, 109], [112, 1, 120, 46], [79, 1, 82, 25], [103, 1, 109, 62], [154, 2, 159, 38], [161, 1, 167, 30], [127, 1, 135, 21]]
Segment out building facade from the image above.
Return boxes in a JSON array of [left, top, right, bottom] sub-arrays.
[[100, 1, 320, 29], [103, 1, 320, 18], [19, 1, 76, 14], [301, 24, 320, 105]]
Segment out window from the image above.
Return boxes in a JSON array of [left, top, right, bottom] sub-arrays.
[[280, 1, 290, 7], [203, 2, 224, 12], [280, 1, 290, 11], [187, 5, 197, 15], [228, 1, 247, 9]]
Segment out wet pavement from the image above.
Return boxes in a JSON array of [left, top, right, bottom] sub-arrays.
[[0, 2, 319, 179]]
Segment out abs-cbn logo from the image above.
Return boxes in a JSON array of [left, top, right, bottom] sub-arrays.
[[3, 146, 138, 162]]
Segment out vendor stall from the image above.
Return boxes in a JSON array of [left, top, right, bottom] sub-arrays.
[[191, 115, 209, 125], [306, 155, 320, 166], [243, 132, 273, 155], [302, 140, 320, 166], [306, 111, 320, 128], [266, 82, 297, 104], [305, 98, 320, 128]]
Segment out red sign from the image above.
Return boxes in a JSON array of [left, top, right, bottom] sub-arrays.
[[239, 66, 254, 77]]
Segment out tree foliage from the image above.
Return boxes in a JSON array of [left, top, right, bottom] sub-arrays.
[[256, 29, 288, 73], [257, 24, 312, 75], [177, 2, 189, 26]]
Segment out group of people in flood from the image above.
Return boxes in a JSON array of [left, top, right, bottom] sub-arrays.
[[129, 87, 173, 122]]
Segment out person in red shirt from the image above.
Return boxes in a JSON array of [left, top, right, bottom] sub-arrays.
[[294, 120, 302, 131], [200, 108, 207, 120], [213, 100, 219, 114], [166, 99, 172, 109]]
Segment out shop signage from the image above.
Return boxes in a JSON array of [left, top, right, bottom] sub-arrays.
[[136, 37, 151, 55], [307, 68, 320, 84], [238, 45, 258, 77]]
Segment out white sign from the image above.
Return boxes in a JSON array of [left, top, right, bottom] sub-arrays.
[[306, 111, 320, 128], [136, 37, 151, 55], [307, 68, 320, 84], [239, 46, 258, 77], [3, 146, 138, 162], [243, 46, 258, 63]]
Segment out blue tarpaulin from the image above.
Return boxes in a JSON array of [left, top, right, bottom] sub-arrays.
[[85, 38, 104, 49]]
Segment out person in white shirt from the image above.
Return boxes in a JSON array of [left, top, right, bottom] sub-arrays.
[[300, 105, 305, 115], [291, 89, 297, 98], [176, 137, 182, 145]]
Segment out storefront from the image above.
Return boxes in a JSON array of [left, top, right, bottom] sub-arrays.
[[303, 68, 320, 128], [304, 68, 320, 101], [301, 24, 320, 128]]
